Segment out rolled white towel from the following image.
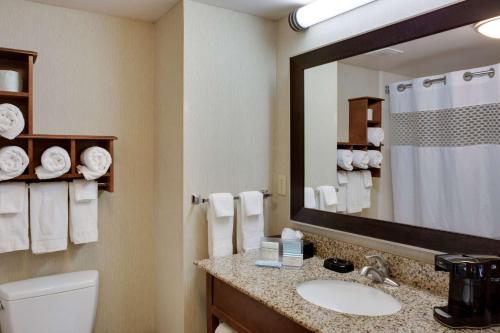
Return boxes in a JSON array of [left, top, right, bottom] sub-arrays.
[[77, 147, 112, 180], [35, 146, 71, 180], [352, 150, 369, 169], [0, 104, 25, 140], [367, 127, 384, 147], [0, 146, 29, 181], [367, 150, 383, 168], [337, 149, 353, 171]]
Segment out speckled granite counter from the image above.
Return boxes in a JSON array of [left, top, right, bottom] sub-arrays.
[[196, 252, 499, 333]]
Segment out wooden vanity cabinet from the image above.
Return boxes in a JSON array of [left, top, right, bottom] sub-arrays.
[[206, 274, 312, 333]]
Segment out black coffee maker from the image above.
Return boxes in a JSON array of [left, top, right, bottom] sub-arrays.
[[434, 254, 500, 329]]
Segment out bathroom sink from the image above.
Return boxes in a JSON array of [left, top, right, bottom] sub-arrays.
[[296, 280, 401, 316]]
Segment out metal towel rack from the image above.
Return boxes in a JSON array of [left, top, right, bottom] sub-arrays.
[[385, 67, 495, 94], [191, 190, 272, 205]]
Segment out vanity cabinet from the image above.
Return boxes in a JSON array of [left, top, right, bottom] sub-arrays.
[[206, 274, 312, 333]]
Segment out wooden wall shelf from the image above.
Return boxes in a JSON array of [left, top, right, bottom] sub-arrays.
[[0, 48, 117, 192]]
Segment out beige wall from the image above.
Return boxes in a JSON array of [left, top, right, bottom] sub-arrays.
[[183, 1, 277, 331], [0, 1, 155, 332], [153, 2, 184, 333]]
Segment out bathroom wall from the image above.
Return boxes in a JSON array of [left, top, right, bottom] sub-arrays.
[[0, 1, 155, 332], [153, 2, 184, 333], [272, 0, 461, 263]]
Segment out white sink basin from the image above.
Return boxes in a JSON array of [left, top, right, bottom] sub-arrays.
[[296, 280, 401, 316]]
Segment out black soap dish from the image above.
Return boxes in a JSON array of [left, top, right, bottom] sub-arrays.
[[323, 258, 354, 273]]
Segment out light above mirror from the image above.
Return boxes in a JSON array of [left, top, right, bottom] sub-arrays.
[[475, 16, 500, 39], [289, 0, 378, 32]]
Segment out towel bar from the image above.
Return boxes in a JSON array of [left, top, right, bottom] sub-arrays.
[[191, 190, 272, 205]]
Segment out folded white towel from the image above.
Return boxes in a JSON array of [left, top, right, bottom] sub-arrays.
[[337, 149, 353, 171], [281, 227, 304, 240], [0, 146, 29, 181], [317, 185, 338, 212], [77, 147, 112, 180], [361, 170, 373, 209], [69, 180, 98, 244], [30, 182, 68, 254], [207, 193, 234, 258], [347, 171, 363, 213], [304, 187, 317, 209], [352, 150, 369, 169], [336, 171, 348, 212], [35, 146, 71, 180], [0, 183, 28, 253], [367, 127, 384, 147], [215, 323, 237, 333], [237, 191, 264, 253], [367, 150, 383, 168], [0, 104, 24, 140]]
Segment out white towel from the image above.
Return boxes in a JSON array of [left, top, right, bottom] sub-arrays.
[[77, 147, 112, 180], [367, 127, 384, 147], [304, 187, 317, 209], [0, 183, 28, 253], [346, 172, 363, 213], [69, 180, 98, 244], [0, 146, 29, 181], [336, 171, 348, 212], [237, 191, 264, 253], [30, 182, 68, 254], [367, 150, 383, 168], [0, 104, 24, 140], [352, 150, 369, 169], [317, 185, 337, 212], [207, 193, 234, 258], [35, 146, 71, 179], [337, 149, 353, 171], [215, 323, 237, 333], [361, 170, 373, 209]]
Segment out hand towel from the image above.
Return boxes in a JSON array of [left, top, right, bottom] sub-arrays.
[[346, 171, 363, 213], [336, 171, 348, 212], [0, 104, 24, 140], [77, 146, 112, 180], [352, 150, 369, 169], [367, 127, 384, 147], [0, 183, 28, 253], [35, 146, 71, 179], [30, 182, 68, 254], [367, 150, 383, 168], [237, 191, 264, 253], [337, 149, 353, 171], [207, 193, 234, 258], [0, 146, 29, 181], [304, 187, 317, 209], [317, 185, 338, 212], [215, 323, 237, 333], [361, 170, 373, 209], [69, 180, 98, 244]]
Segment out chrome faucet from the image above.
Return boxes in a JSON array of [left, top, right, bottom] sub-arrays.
[[360, 254, 399, 287]]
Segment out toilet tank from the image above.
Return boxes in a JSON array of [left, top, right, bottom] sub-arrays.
[[0, 271, 98, 333]]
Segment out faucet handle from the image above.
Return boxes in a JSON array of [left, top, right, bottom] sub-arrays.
[[365, 254, 388, 269]]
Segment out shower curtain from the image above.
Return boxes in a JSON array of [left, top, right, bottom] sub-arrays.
[[389, 64, 500, 239]]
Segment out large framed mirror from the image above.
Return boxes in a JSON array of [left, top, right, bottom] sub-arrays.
[[290, 0, 500, 254]]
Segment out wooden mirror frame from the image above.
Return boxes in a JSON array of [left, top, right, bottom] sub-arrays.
[[290, 0, 500, 255]]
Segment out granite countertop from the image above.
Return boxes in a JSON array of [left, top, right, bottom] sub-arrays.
[[196, 252, 499, 333]]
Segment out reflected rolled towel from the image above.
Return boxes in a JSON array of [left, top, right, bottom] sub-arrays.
[[0, 146, 29, 181], [367, 127, 384, 147], [352, 150, 369, 169], [35, 146, 71, 180], [367, 150, 383, 168], [77, 147, 112, 180], [0, 104, 25, 140], [337, 149, 353, 171]]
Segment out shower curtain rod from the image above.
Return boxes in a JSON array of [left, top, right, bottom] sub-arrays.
[[384, 67, 495, 94]]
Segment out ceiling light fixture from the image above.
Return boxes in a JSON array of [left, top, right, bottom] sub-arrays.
[[289, 0, 378, 32], [475, 16, 500, 39]]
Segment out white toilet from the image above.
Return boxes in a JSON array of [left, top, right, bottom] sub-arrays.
[[0, 271, 98, 333]]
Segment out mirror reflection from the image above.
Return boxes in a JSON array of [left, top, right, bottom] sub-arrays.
[[304, 25, 500, 239]]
